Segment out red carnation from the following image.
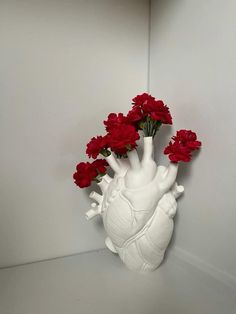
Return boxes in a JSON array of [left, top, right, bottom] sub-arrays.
[[164, 142, 191, 163], [86, 135, 109, 159], [107, 124, 140, 155], [73, 159, 108, 188], [174, 130, 201, 150], [132, 93, 155, 107], [131, 93, 172, 136], [73, 162, 97, 188], [143, 99, 172, 125], [92, 159, 108, 174], [126, 107, 144, 128], [104, 113, 128, 132], [164, 129, 201, 163]]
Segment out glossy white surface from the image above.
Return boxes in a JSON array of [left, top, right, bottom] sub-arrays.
[[0, 249, 235, 314], [88, 137, 184, 272], [0, 0, 149, 267]]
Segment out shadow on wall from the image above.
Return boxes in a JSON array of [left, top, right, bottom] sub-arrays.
[[153, 125, 172, 165], [165, 151, 201, 258], [152, 126, 201, 259]]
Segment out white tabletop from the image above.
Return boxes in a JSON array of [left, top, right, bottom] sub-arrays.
[[0, 249, 235, 314]]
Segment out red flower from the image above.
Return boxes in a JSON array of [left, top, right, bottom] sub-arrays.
[[143, 100, 172, 124], [131, 93, 172, 136], [73, 162, 97, 188], [164, 129, 201, 163], [107, 124, 140, 155], [73, 159, 108, 188], [132, 93, 155, 107], [174, 130, 201, 150], [104, 113, 127, 132], [126, 107, 144, 128], [92, 159, 108, 174], [86, 135, 108, 159], [164, 142, 191, 162]]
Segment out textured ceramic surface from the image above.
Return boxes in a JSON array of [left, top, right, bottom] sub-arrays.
[[86, 137, 184, 272]]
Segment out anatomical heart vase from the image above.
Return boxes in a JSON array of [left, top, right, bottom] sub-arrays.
[[73, 93, 201, 272]]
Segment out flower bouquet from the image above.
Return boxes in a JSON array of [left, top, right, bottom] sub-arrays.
[[73, 93, 201, 272]]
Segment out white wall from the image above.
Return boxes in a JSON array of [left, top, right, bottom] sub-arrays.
[[0, 0, 149, 267], [150, 0, 236, 280], [2, 0, 235, 280]]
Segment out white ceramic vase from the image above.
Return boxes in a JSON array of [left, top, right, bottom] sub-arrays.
[[86, 136, 184, 272]]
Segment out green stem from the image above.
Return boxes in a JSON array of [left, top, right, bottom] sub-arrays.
[[100, 148, 111, 157]]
